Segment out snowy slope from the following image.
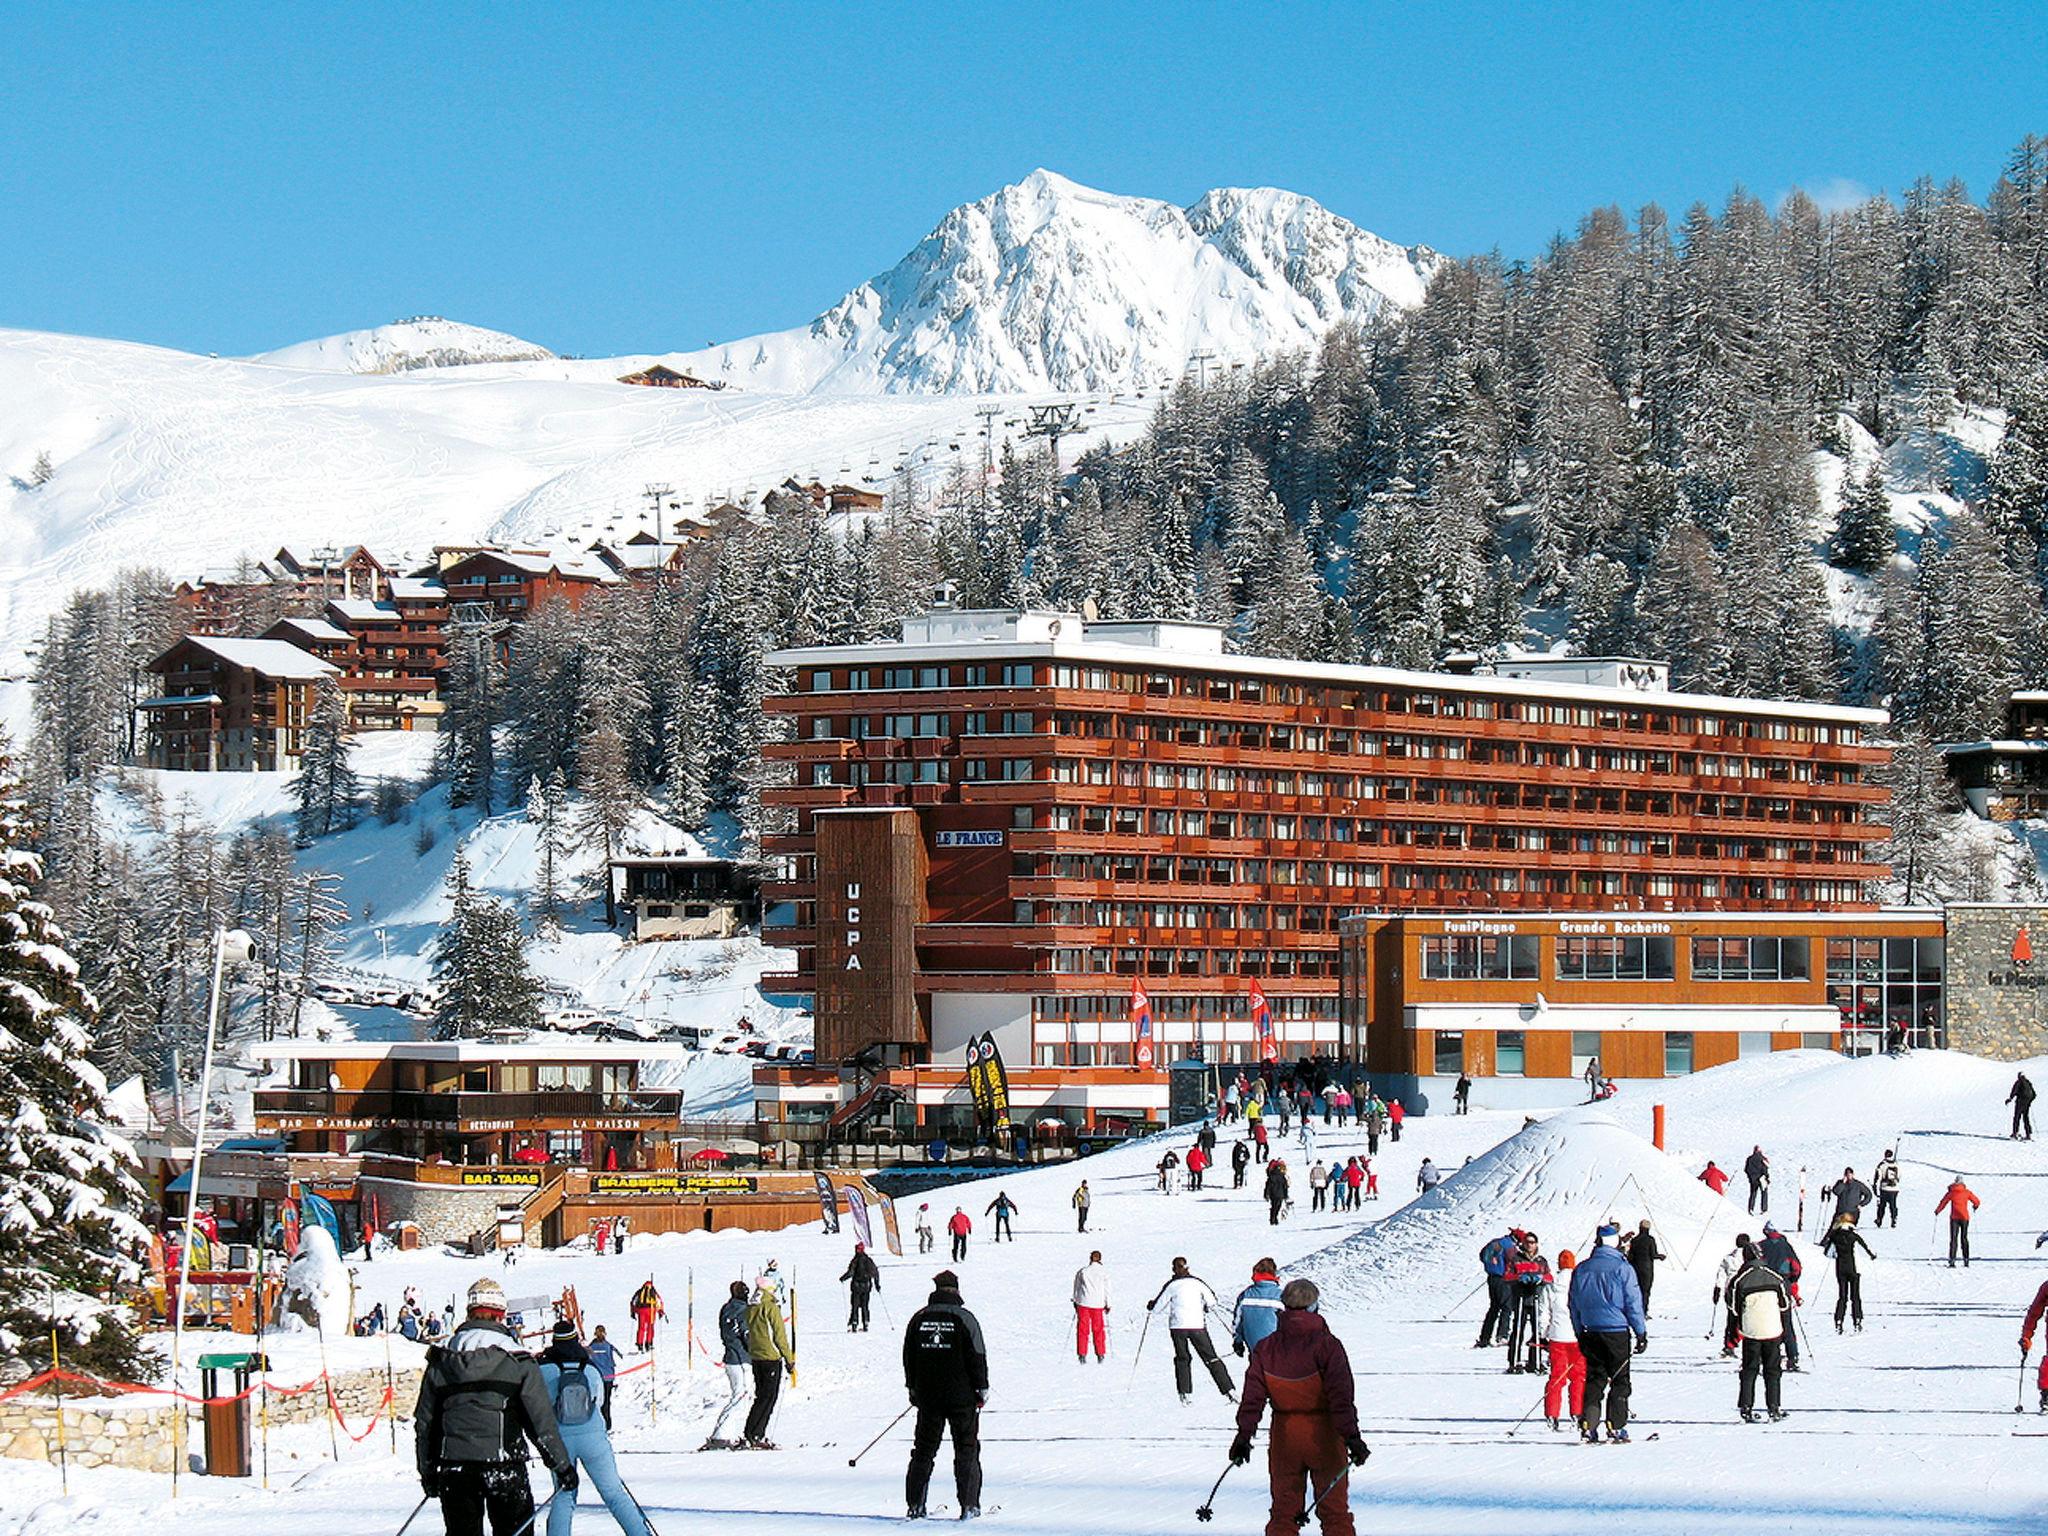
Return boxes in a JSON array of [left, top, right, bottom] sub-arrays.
[[249, 318, 555, 373], [677, 170, 1440, 395]]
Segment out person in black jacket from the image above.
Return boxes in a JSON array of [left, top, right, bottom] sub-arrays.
[[1756, 1224, 1803, 1372], [415, 1277, 578, 1536], [984, 1191, 1018, 1242], [1231, 1140, 1252, 1189], [841, 1243, 882, 1331], [1743, 1146, 1770, 1214], [1624, 1220, 1664, 1319], [903, 1270, 988, 1520], [1818, 1214, 1876, 1332], [1263, 1159, 1290, 1225], [705, 1281, 752, 1447], [2010, 1072, 2037, 1140]]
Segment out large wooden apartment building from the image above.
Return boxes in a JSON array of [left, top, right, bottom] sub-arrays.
[[139, 635, 340, 771]]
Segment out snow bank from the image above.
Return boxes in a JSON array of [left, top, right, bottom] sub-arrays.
[[279, 1227, 352, 1337]]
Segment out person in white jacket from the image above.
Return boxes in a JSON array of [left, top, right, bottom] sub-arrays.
[[1540, 1249, 1585, 1430], [1711, 1233, 1754, 1356], [1146, 1256, 1234, 1402], [1072, 1251, 1111, 1363]]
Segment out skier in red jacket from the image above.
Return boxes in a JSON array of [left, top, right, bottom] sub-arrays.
[[2019, 1278, 2048, 1412], [1700, 1161, 1731, 1196], [1936, 1178, 1981, 1267], [1230, 1279, 1368, 1536]]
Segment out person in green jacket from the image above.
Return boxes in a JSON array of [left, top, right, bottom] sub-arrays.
[[743, 1267, 796, 1448]]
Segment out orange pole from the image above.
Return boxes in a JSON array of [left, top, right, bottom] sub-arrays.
[[1652, 1104, 1666, 1151]]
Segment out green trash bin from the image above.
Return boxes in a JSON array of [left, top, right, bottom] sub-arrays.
[[198, 1352, 266, 1477]]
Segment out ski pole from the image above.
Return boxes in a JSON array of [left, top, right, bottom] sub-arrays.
[[1505, 1385, 1548, 1438], [2018, 1346, 2032, 1415], [1128, 1305, 1156, 1389], [849, 1404, 914, 1467], [393, 1495, 432, 1536], [1294, 1465, 1351, 1528], [1195, 1459, 1237, 1521], [618, 1473, 664, 1536], [505, 1490, 556, 1536]]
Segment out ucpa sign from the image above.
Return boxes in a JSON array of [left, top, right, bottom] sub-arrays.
[[844, 882, 862, 970]]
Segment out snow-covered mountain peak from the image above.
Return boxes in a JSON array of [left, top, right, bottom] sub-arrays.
[[251, 317, 555, 374]]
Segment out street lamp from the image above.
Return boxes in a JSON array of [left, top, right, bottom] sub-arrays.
[[168, 928, 254, 1494]]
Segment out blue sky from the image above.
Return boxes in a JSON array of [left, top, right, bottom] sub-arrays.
[[2, 3, 2043, 358]]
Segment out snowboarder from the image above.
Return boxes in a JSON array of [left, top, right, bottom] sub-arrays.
[[1387, 1098, 1405, 1142], [903, 1269, 987, 1520], [1824, 1166, 1873, 1222], [1624, 1220, 1664, 1318], [1699, 1160, 1730, 1196], [1712, 1234, 1753, 1356], [1744, 1146, 1770, 1213], [916, 1204, 934, 1255], [947, 1207, 972, 1262], [983, 1191, 1017, 1242], [1872, 1150, 1902, 1227], [1541, 1249, 1585, 1430], [1756, 1224, 1804, 1372], [415, 1278, 578, 1536], [1416, 1157, 1442, 1194], [1071, 1250, 1110, 1363], [1229, 1279, 1368, 1536], [586, 1325, 620, 1429], [1819, 1213, 1875, 1332], [1477, 1229, 1517, 1349], [1936, 1176, 1981, 1267], [1147, 1256, 1234, 1403], [629, 1277, 664, 1351], [1567, 1223, 1647, 1443], [1232, 1258, 1284, 1357], [2010, 1071, 2037, 1140], [539, 1320, 648, 1536], [1504, 1229, 1552, 1373], [1454, 1074, 1471, 1114], [840, 1242, 881, 1331], [1309, 1159, 1330, 1212], [705, 1280, 751, 1447], [2019, 1276, 2048, 1412], [1232, 1139, 1252, 1189], [1730, 1242, 1792, 1423], [1264, 1158, 1291, 1225], [1072, 1181, 1091, 1233], [743, 1269, 795, 1448]]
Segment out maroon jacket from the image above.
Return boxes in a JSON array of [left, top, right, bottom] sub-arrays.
[[1235, 1308, 1359, 1440]]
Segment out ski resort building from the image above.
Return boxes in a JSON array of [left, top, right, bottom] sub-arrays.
[[1941, 689, 2048, 819], [751, 608, 1893, 1128], [609, 855, 760, 940], [138, 634, 340, 771], [438, 548, 618, 620]]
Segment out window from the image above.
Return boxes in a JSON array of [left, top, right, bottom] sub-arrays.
[[1433, 1031, 1464, 1076], [1664, 1032, 1694, 1076], [1801, 1032, 1835, 1050], [1691, 936, 1810, 981], [1496, 1030, 1525, 1076], [1738, 1031, 1772, 1057], [1570, 1031, 1601, 1079], [1001, 664, 1034, 687], [1420, 934, 1538, 980], [1556, 935, 1675, 981]]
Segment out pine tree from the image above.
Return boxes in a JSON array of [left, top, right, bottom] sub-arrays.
[[437, 623, 501, 814], [291, 869, 348, 1038], [1833, 462, 1897, 572], [292, 673, 359, 840], [431, 852, 541, 1040], [528, 770, 571, 932], [576, 699, 638, 927], [1873, 728, 1959, 903], [0, 738, 149, 1377]]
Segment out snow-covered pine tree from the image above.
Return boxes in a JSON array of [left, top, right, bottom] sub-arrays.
[[1873, 728, 1959, 903], [527, 770, 570, 932], [430, 852, 541, 1040], [437, 622, 501, 814], [290, 868, 347, 1039], [0, 738, 150, 1377], [292, 673, 358, 840], [575, 697, 637, 927], [1918, 508, 2038, 741], [1833, 461, 1896, 572]]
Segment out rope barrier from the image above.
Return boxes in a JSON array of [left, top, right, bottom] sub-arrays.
[[1, 1363, 404, 1414]]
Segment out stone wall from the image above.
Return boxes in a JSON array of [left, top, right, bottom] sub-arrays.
[[361, 1175, 519, 1246], [0, 1365, 421, 1475], [1942, 903, 2048, 1060]]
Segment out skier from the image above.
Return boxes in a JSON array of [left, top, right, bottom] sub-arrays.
[[585, 1325, 620, 1430], [539, 1320, 649, 1536], [1757, 1224, 1804, 1372], [1309, 1159, 1330, 1213], [903, 1269, 987, 1520], [1936, 1176, 1981, 1267], [1147, 1256, 1234, 1403], [1188, 1143, 1210, 1190], [629, 1276, 664, 1351], [1232, 1139, 1253, 1189], [705, 1280, 751, 1447], [1454, 1073, 1471, 1114], [1818, 1213, 1875, 1333], [1624, 1220, 1664, 1319], [1504, 1229, 1552, 1373], [742, 1268, 795, 1448], [1231, 1258, 1284, 1357], [915, 1204, 934, 1255], [1730, 1242, 1793, 1423], [1388, 1098, 1405, 1142], [840, 1242, 881, 1332], [1476, 1228, 1517, 1349], [1712, 1233, 1753, 1356], [1540, 1249, 1585, 1431], [1823, 1165, 1873, 1222], [1744, 1146, 1770, 1214], [947, 1208, 972, 1261], [1364, 1097, 1383, 1156], [1159, 1149, 1182, 1193], [1072, 1181, 1092, 1233], [612, 1214, 629, 1256], [1253, 1120, 1270, 1165], [1332, 1085, 1352, 1127], [1872, 1150, 1902, 1227], [414, 1278, 578, 1536], [1071, 1250, 1109, 1364], [1199, 1120, 1220, 1158], [1416, 1157, 1442, 1194], [1342, 1156, 1365, 1210], [983, 1191, 1017, 1242], [1699, 1160, 1730, 1196], [1229, 1279, 1368, 1536], [1566, 1223, 1647, 1444], [2010, 1071, 2037, 1140], [1363, 1157, 1379, 1201], [1264, 1157, 1291, 1225], [2019, 1274, 2048, 1411], [1222, 1077, 1242, 1124]]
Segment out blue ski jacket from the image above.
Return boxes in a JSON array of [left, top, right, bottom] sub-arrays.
[[1480, 1234, 1515, 1277], [1567, 1243, 1647, 1337], [1232, 1278, 1284, 1352]]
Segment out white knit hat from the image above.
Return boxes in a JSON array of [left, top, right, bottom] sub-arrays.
[[467, 1277, 508, 1312]]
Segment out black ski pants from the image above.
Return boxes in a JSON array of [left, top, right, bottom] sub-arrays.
[[1366, 1127, 1380, 1155], [1874, 1191, 1898, 1227], [1579, 1330, 1634, 1432], [2014, 1100, 2035, 1139], [1076, 1205, 1089, 1232], [1311, 1184, 1327, 1212], [744, 1360, 782, 1442], [849, 1287, 872, 1330], [1477, 1275, 1511, 1347], [1267, 1193, 1286, 1224], [992, 1212, 1013, 1241], [1738, 1338, 1783, 1416], [1171, 1327, 1234, 1397], [436, 1461, 534, 1536], [906, 1404, 981, 1513], [951, 1232, 968, 1262], [1254, 1139, 1269, 1163], [1833, 1270, 1863, 1327], [1233, 1165, 1248, 1189], [1747, 1175, 1768, 1214], [1948, 1218, 1971, 1265]]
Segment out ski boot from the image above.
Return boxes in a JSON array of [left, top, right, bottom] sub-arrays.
[[1769, 1409, 1788, 1422], [745, 1437, 778, 1451], [1607, 1426, 1631, 1444], [1835, 1321, 1843, 1334], [1546, 1416, 1560, 1431], [959, 1509, 981, 1521], [1578, 1420, 1601, 1444], [1506, 1362, 1524, 1374], [1179, 1392, 1192, 1405], [907, 1507, 927, 1521], [1741, 1410, 1757, 1424]]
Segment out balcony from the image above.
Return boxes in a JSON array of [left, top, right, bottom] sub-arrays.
[[255, 1087, 685, 1126]]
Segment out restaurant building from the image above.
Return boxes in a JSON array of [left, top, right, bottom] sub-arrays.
[[754, 608, 1892, 1127]]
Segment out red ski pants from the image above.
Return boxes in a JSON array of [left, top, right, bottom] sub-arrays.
[[1075, 1306, 1106, 1359], [1544, 1340, 1585, 1419], [635, 1309, 656, 1349], [1264, 1413, 1352, 1536]]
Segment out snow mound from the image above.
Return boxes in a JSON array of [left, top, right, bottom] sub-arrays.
[[280, 1226, 353, 1337], [251, 317, 555, 373], [1298, 1110, 1744, 1313]]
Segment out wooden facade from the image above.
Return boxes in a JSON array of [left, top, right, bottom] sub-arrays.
[[140, 635, 336, 771]]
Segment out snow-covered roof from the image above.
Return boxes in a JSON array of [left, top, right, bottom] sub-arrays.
[[136, 692, 224, 709], [1938, 739, 2048, 755], [389, 577, 447, 601], [329, 598, 399, 623], [254, 1040, 697, 1062], [271, 616, 352, 644], [167, 635, 340, 679], [447, 548, 617, 582]]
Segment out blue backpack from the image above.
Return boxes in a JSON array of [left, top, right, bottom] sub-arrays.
[[551, 1363, 598, 1428]]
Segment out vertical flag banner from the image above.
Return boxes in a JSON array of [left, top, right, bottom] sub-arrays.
[[1250, 979, 1277, 1063], [845, 1184, 874, 1249], [814, 1171, 840, 1234], [980, 1032, 1011, 1128], [1131, 978, 1155, 1069]]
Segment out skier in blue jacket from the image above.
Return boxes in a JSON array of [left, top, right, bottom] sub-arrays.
[[1476, 1229, 1518, 1348], [538, 1322, 649, 1536], [1231, 1258, 1285, 1355], [1566, 1224, 1648, 1443]]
